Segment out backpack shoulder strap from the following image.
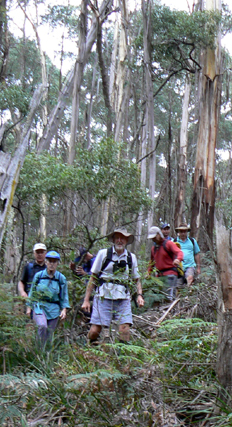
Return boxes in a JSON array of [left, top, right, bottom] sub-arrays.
[[189, 237, 194, 247], [35, 269, 45, 285], [162, 239, 173, 260], [127, 251, 132, 275], [99, 247, 113, 276], [27, 262, 35, 281]]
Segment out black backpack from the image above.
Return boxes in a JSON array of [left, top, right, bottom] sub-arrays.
[[98, 246, 132, 285]]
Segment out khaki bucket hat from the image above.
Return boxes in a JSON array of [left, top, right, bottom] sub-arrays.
[[107, 228, 134, 245], [175, 222, 191, 232]]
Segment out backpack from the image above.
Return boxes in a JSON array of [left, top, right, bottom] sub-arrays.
[[25, 262, 37, 294], [154, 240, 184, 278], [98, 246, 132, 285], [34, 270, 63, 301]]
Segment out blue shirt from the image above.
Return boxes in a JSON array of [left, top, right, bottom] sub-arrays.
[[28, 269, 70, 320], [176, 237, 200, 270]]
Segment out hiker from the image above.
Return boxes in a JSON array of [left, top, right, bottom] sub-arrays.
[[81, 228, 144, 344], [147, 226, 183, 300], [175, 222, 201, 286], [18, 243, 47, 298], [69, 246, 96, 279], [161, 223, 173, 241], [26, 251, 70, 347]]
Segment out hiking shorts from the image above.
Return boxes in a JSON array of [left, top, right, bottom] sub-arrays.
[[90, 297, 133, 327], [185, 267, 195, 278]]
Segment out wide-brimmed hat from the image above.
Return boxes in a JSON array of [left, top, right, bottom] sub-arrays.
[[107, 228, 134, 245], [175, 222, 191, 232], [147, 226, 164, 239], [33, 243, 47, 252]]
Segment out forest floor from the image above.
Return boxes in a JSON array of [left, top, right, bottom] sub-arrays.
[[1, 253, 229, 426]]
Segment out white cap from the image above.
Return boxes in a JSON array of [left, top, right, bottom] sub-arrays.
[[33, 243, 47, 251], [147, 226, 164, 239]]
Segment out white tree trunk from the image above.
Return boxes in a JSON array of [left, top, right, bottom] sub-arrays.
[[0, 84, 46, 246], [142, 0, 156, 230], [37, 0, 113, 154], [175, 74, 191, 226]]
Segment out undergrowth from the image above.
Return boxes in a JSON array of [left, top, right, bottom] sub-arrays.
[[0, 278, 231, 426]]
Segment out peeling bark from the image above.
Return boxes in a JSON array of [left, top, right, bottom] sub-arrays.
[[175, 75, 191, 226], [190, 0, 221, 245], [0, 84, 46, 246], [216, 217, 232, 398]]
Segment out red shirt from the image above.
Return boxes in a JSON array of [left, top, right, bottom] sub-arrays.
[[148, 239, 183, 276]]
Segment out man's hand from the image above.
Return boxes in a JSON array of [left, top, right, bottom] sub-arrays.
[[69, 261, 76, 271], [81, 299, 91, 313], [76, 266, 87, 276], [137, 295, 144, 307], [173, 259, 180, 267], [60, 308, 67, 320], [26, 307, 31, 317], [21, 291, 28, 298]]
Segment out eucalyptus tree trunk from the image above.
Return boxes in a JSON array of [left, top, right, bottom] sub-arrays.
[[113, 0, 130, 143], [190, 0, 221, 245], [0, 85, 46, 246], [142, 0, 156, 230], [216, 217, 232, 401], [18, 0, 49, 240], [135, 122, 147, 251], [87, 53, 98, 148], [175, 74, 191, 227], [37, 0, 113, 154], [99, 0, 129, 234], [62, 0, 113, 234], [64, 0, 88, 235], [0, 0, 9, 83]]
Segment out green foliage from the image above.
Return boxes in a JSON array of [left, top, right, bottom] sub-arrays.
[[0, 84, 29, 114], [134, 4, 222, 74], [16, 138, 151, 224], [42, 5, 80, 38]]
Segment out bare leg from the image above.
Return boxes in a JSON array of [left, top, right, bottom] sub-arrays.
[[88, 324, 102, 341], [118, 323, 130, 342], [187, 275, 194, 286]]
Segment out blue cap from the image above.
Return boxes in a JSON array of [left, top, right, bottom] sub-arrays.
[[45, 251, 60, 260], [161, 223, 170, 229]]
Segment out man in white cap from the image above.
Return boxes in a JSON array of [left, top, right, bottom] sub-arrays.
[[147, 226, 183, 300], [175, 222, 201, 286], [18, 243, 47, 298], [81, 228, 144, 344]]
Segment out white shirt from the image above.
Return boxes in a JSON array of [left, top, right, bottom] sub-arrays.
[[91, 246, 140, 300]]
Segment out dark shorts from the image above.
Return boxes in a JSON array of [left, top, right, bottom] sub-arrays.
[[90, 297, 133, 327]]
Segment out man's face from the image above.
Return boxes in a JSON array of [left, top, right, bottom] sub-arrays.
[[34, 249, 46, 265], [113, 233, 128, 253], [152, 234, 162, 244], [162, 227, 170, 238], [179, 230, 188, 241]]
